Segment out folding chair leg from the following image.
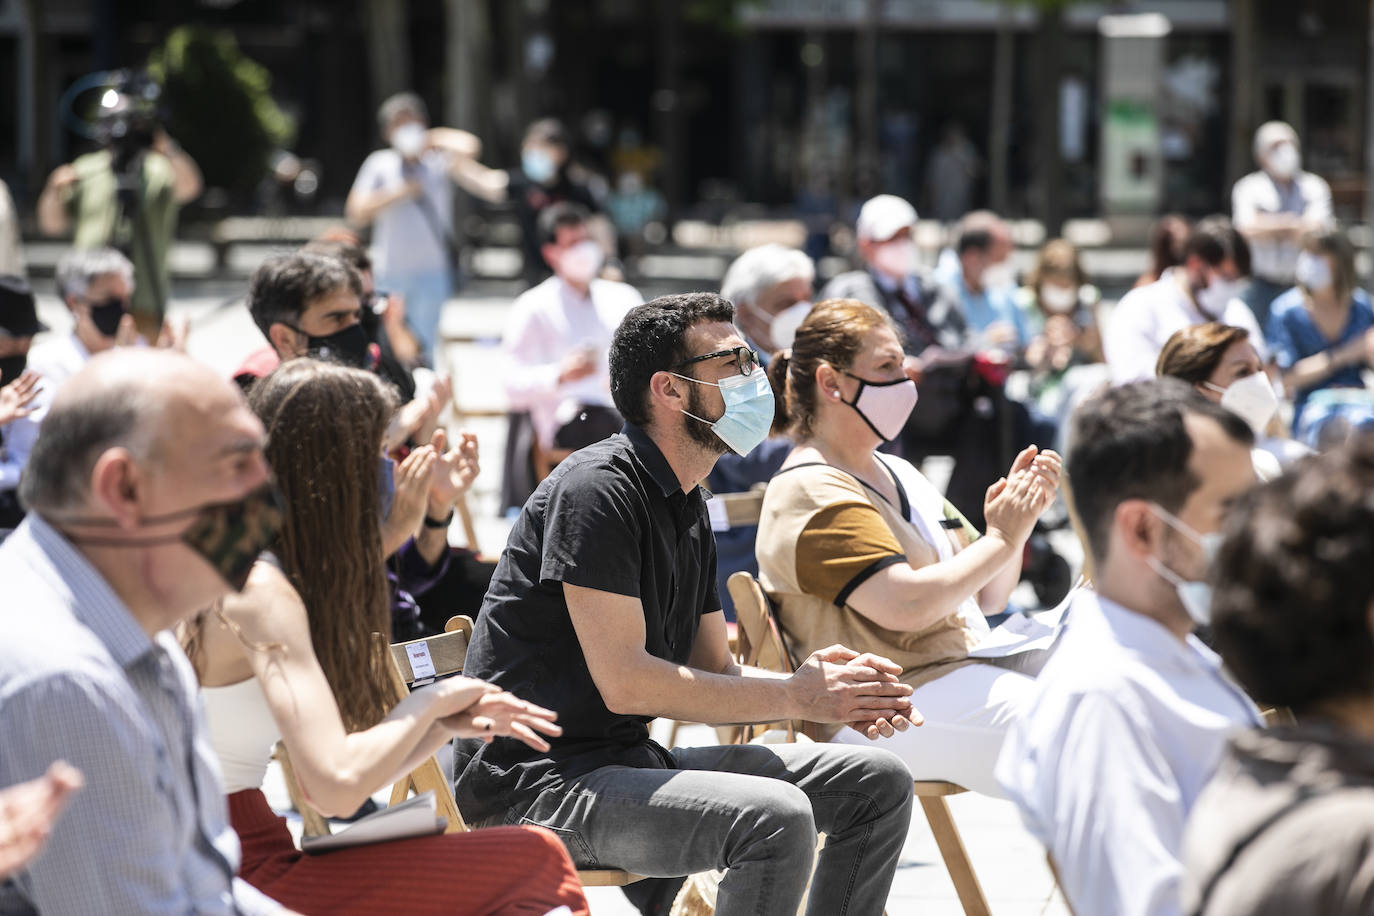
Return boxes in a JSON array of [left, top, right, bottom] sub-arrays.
[[919, 795, 991, 916]]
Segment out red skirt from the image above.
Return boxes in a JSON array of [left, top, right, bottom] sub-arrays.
[[228, 788, 588, 916]]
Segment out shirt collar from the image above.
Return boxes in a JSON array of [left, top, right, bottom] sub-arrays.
[[1082, 590, 1222, 675], [22, 513, 157, 669], [623, 423, 689, 498]]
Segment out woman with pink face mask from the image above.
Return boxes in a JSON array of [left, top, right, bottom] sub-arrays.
[[754, 298, 1063, 797]]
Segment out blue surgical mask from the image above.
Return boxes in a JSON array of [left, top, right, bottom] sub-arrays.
[[378, 454, 396, 520], [522, 148, 557, 184], [673, 367, 775, 457], [1145, 503, 1223, 626]]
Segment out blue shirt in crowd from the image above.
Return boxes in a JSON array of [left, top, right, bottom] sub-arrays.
[[1265, 287, 1374, 428]]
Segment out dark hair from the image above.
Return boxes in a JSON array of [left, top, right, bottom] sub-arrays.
[[1146, 214, 1191, 282], [523, 117, 568, 149], [247, 252, 362, 339], [1155, 322, 1252, 384], [769, 298, 900, 440], [377, 91, 427, 135], [1067, 378, 1254, 567], [609, 293, 735, 428], [249, 359, 399, 730], [1300, 225, 1357, 305], [957, 228, 994, 256], [302, 239, 372, 278], [537, 201, 590, 248], [1184, 215, 1252, 278], [1211, 436, 1374, 714]]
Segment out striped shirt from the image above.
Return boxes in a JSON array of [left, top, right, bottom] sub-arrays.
[[0, 514, 281, 915]]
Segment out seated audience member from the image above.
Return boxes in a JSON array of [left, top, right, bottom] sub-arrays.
[[755, 299, 1061, 796], [456, 293, 917, 915], [996, 378, 1264, 916], [0, 350, 287, 914], [707, 243, 813, 618], [1104, 216, 1266, 384], [183, 359, 586, 916], [1265, 227, 1374, 447], [1182, 436, 1374, 916], [1135, 214, 1192, 289], [0, 762, 82, 881], [1156, 322, 1311, 478], [945, 216, 1029, 354], [0, 276, 45, 529], [502, 202, 642, 458]]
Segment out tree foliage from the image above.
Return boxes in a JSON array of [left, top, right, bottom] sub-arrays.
[[147, 27, 295, 199]]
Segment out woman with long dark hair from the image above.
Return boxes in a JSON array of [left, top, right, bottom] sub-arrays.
[[184, 359, 587, 915]]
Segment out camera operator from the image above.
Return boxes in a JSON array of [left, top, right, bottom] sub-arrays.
[[37, 74, 202, 341]]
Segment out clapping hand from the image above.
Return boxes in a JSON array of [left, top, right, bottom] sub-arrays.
[[380, 445, 436, 554], [0, 371, 41, 427], [984, 445, 1061, 545], [426, 428, 480, 515]]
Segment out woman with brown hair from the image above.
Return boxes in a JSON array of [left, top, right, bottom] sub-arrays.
[[1156, 321, 1309, 478], [754, 298, 1062, 796], [185, 359, 588, 915]]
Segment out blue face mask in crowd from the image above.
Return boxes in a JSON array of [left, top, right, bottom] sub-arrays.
[[1145, 503, 1223, 626], [378, 454, 396, 520], [522, 148, 557, 184], [673, 366, 776, 457]]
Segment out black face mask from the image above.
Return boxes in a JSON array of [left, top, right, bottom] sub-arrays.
[[359, 292, 384, 344], [0, 353, 26, 384], [88, 297, 128, 338], [291, 322, 371, 368]]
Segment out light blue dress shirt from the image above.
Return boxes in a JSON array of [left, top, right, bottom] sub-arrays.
[[0, 514, 281, 915], [996, 590, 1262, 916]]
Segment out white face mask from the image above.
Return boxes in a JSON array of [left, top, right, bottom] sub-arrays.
[[746, 299, 812, 351], [557, 240, 604, 286], [1145, 503, 1223, 627], [870, 238, 918, 280], [1266, 142, 1301, 180], [1295, 250, 1332, 293], [391, 122, 427, 159], [1195, 274, 1242, 319], [981, 259, 1017, 292], [1205, 371, 1278, 437], [1039, 283, 1078, 313]]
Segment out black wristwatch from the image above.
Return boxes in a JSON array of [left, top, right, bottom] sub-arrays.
[[423, 508, 455, 529]]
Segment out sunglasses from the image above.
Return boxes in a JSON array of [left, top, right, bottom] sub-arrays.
[[671, 346, 760, 378]]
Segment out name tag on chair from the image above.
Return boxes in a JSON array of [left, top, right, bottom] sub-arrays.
[[406, 643, 437, 680]]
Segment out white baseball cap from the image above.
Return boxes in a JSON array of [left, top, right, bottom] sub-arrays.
[[856, 195, 918, 242]]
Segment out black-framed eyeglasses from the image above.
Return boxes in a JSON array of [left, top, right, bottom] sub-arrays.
[[671, 346, 760, 378]]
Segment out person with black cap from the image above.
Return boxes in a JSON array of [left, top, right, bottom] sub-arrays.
[[0, 275, 46, 530]]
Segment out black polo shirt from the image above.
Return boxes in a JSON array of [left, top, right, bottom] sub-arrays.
[[454, 424, 720, 822]]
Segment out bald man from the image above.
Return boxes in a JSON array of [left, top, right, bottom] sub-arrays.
[[0, 350, 292, 914]]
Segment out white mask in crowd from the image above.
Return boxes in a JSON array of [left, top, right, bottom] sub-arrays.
[[1266, 142, 1301, 181], [558, 240, 604, 286], [1195, 275, 1243, 319], [870, 238, 918, 280], [391, 122, 427, 159], [1295, 250, 1332, 293], [1039, 283, 1078, 314], [747, 299, 813, 350], [1205, 371, 1279, 437], [843, 372, 919, 442], [980, 259, 1017, 292], [1145, 503, 1223, 627]]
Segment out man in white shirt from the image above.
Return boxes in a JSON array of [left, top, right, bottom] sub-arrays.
[[996, 378, 1263, 916], [1104, 216, 1267, 384], [1232, 121, 1333, 329], [346, 92, 485, 364], [502, 202, 642, 459], [1, 248, 136, 530]]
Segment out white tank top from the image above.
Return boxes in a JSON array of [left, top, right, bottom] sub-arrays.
[[201, 677, 282, 793]]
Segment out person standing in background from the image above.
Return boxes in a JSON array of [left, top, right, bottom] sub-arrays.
[[1232, 121, 1333, 329], [0, 180, 26, 278]]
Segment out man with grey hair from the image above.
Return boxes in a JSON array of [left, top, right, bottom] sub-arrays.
[[720, 243, 815, 355], [1, 247, 138, 533], [0, 349, 291, 914], [346, 91, 486, 363], [1232, 120, 1333, 328]]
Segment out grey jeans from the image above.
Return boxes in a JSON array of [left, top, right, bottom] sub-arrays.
[[495, 742, 913, 916]]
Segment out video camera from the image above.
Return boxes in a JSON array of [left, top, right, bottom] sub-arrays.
[[94, 70, 163, 172]]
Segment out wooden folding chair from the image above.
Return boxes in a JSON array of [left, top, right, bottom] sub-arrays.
[[727, 571, 993, 916]]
